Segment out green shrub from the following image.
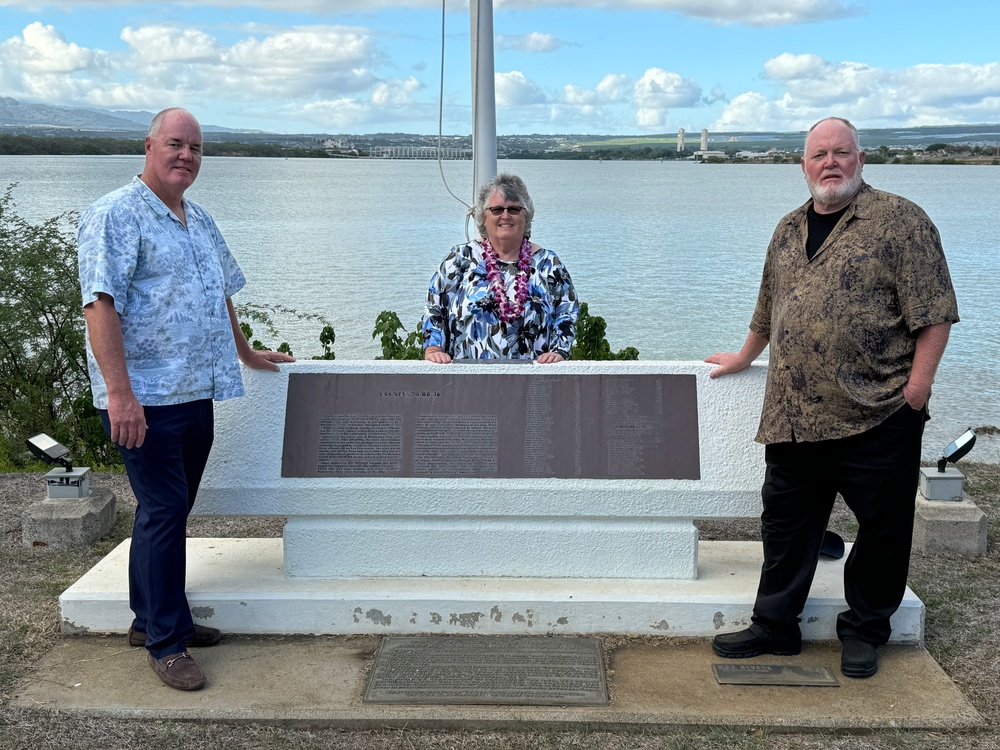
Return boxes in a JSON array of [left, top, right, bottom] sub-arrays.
[[0, 186, 115, 467], [372, 311, 422, 360], [571, 302, 639, 360]]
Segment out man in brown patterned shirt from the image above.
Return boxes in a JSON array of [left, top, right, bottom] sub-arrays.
[[705, 117, 959, 678]]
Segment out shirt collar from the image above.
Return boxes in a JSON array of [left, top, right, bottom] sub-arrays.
[[131, 175, 188, 221]]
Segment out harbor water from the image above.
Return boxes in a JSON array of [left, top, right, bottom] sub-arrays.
[[2, 155, 997, 461]]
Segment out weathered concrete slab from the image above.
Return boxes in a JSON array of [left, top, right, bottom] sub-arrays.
[[58, 539, 924, 643], [13, 635, 982, 731]]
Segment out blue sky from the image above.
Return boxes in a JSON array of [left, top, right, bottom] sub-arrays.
[[1, 0, 998, 135]]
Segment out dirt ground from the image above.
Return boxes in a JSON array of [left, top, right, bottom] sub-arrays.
[[1, 465, 999, 750]]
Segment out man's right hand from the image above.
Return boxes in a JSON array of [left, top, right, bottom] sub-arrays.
[[108, 393, 147, 449], [705, 331, 769, 379], [704, 352, 751, 379]]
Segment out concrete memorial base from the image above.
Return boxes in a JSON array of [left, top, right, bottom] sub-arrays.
[[60, 537, 924, 644], [283, 516, 699, 579]]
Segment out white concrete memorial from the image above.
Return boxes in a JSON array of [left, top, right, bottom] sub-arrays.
[[60, 361, 924, 642]]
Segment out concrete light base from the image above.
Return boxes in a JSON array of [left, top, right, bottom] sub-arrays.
[[60, 538, 924, 644], [919, 467, 965, 501], [914, 493, 987, 555], [22, 488, 116, 548]]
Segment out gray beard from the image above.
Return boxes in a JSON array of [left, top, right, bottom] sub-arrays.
[[807, 169, 863, 207]]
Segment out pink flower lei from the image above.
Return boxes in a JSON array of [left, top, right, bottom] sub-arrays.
[[482, 236, 532, 323]]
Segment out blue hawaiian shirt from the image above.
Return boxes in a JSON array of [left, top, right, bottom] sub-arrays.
[[423, 241, 579, 360], [78, 177, 247, 408]]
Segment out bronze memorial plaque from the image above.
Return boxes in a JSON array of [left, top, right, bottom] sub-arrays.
[[712, 664, 840, 687], [281, 372, 699, 479], [363, 635, 609, 706]]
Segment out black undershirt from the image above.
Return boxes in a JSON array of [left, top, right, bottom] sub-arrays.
[[806, 204, 849, 260]]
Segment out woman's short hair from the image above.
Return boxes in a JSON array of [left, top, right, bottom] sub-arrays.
[[474, 173, 535, 239]]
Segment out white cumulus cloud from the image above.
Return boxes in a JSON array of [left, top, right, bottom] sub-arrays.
[[0, 0, 863, 27], [560, 74, 628, 106], [496, 32, 566, 53], [714, 55, 1000, 130], [763, 52, 830, 81], [0, 22, 113, 101], [0, 22, 108, 76], [495, 71, 548, 106], [120, 26, 220, 64], [633, 68, 701, 128], [495, 0, 862, 27], [0, 19, 437, 131]]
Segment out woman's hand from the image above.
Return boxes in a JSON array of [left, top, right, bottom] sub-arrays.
[[536, 352, 565, 364], [425, 347, 452, 364]]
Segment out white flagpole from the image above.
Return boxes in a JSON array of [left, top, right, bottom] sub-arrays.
[[470, 0, 498, 204]]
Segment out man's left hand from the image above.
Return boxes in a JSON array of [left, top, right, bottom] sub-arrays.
[[241, 349, 296, 372], [903, 380, 931, 410]]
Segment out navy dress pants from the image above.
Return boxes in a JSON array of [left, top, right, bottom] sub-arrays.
[[101, 399, 214, 659], [751, 404, 926, 646]]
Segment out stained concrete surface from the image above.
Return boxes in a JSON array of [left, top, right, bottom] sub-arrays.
[[12, 634, 982, 731]]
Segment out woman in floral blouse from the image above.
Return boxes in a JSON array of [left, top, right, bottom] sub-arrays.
[[423, 173, 579, 363]]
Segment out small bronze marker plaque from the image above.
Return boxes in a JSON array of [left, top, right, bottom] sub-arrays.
[[364, 636, 609, 706], [713, 663, 840, 687]]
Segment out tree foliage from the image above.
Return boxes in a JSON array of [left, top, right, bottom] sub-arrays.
[[0, 134, 331, 159], [235, 302, 339, 359], [371, 302, 639, 361], [0, 134, 144, 156], [372, 311, 423, 360], [0, 186, 114, 467], [571, 302, 639, 361]]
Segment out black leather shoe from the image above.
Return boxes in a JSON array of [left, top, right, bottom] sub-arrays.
[[841, 637, 878, 678], [712, 624, 801, 658]]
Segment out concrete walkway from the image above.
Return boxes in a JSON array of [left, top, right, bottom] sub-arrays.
[[13, 634, 982, 731]]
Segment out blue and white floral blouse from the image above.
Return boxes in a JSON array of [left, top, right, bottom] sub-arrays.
[[422, 240, 579, 360], [78, 177, 247, 409]]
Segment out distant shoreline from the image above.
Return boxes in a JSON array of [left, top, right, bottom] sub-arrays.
[[2, 132, 998, 165]]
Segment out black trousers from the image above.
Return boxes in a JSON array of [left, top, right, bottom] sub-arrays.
[[751, 404, 926, 645]]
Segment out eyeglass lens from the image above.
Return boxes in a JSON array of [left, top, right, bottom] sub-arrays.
[[487, 206, 523, 215]]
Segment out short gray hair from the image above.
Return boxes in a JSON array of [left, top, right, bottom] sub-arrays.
[[474, 173, 535, 239], [147, 107, 198, 138], [805, 117, 861, 152]]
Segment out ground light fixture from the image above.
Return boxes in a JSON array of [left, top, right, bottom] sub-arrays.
[[25, 432, 73, 471], [26, 433, 90, 499], [938, 428, 976, 473]]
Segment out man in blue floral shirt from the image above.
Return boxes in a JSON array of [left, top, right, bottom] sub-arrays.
[[78, 107, 294, 691]]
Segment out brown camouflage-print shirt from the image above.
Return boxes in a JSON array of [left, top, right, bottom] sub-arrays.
[[750, 183, 959, 444]]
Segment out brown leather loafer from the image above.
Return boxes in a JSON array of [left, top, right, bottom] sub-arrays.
[[147, 651, 206, 691], [128, 623, 222, 648]]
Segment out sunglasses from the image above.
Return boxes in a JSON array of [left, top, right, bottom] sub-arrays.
[[486, 205, 524, 216]]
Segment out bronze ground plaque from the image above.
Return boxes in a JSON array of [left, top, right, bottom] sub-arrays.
[[713, 663, 840, 687], [364, 636, 609, 706]]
